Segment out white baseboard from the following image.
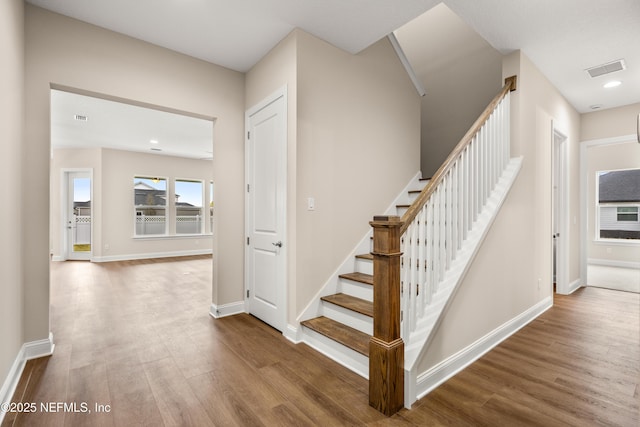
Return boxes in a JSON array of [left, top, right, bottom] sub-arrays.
[[414, 296, 552, 402], [567, 278, 582, 294], [0, 334, 55, 424], [209, 301, 245, 319], [283, 324, 300, 344], [588, 258, 640, 269], [51, 255, 65, 262], [92, 249, 212, 263]]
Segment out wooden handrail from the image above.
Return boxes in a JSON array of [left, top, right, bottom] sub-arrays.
[[400, 75, 517, 234]]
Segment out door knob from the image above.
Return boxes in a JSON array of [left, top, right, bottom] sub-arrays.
[[272, 241, 283, 248]]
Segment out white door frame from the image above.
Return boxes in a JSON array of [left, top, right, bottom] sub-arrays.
[[552, 126, 570, 294], [244, 86, 288, 332], [61, 168, 93, 261], [579, 134, 637, 289]]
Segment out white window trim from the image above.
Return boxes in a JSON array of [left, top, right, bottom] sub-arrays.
[[594, 169, 640, 243], [134, 175, 169, 237]]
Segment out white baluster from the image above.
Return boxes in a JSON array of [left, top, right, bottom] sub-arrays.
[[425, 199, 433, 305], [409, 219, 418, 331], [417, 205, 426, 317]]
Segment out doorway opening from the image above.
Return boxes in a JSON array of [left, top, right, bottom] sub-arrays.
[[552, 127, 570, 294], [63, 170, 92, 260], [581, 136, 640, 294]]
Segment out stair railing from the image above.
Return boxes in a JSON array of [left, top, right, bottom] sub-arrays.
[[369, 76, 517, 416]]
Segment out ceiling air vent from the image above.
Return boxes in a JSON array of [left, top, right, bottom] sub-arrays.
[[585, 59, 626, 78], [74, 114, 88, 121]]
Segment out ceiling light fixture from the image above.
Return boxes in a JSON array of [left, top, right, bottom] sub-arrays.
[[603, 80, 622, 88], [150, 139, 159, 144]]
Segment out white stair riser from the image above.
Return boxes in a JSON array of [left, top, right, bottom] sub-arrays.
[[396, 206, 409, 216], [321, 303, 373, 335], [355, 258, 373, 275], [338, 279, 373, 301], [301, 328, 369, 379]]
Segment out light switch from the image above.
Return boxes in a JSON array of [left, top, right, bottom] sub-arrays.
[[307, 197, 315, 211]]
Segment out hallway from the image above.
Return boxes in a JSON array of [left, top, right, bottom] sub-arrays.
[[3, 257, 638, 426]]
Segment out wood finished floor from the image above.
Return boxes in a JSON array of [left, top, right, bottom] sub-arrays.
[[3, 256, 638, 426]]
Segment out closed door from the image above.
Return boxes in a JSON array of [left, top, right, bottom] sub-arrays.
[[65, 171, 92, 260], [245, 89, 287, 332]]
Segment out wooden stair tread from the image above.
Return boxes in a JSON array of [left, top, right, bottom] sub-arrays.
[[408, 190, 422, 194], [321, 293, 373, 317], [301, 316, 370, 356], [396, 204, 410, 208], [355, 253, 373, 260], [339, 272, 373, 286]]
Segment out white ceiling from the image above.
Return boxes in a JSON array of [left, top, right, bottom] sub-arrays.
[[51, 90, 214, 160], [444, 0, 640, 113], [34, 0, 640, 154], [28, 0, 640, 113]]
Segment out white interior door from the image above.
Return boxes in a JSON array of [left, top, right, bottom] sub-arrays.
[[245, 88, 287, 332], [65, 170, 92, 260], [553, 129, 569, 293]]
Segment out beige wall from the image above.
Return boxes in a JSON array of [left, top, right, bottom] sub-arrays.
[[586, 142, 640, 264], [394, 3, 503, 178], [50, 148, 214, 261], [247, 30, 421, 322], [25, 5, 245, 342], [0, 0, 24, 391], [581, 103, 640, 140], [295, 32, 421, 318], [417, 51, 582, 373]]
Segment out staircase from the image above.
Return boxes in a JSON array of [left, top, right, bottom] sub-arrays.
[[299, 76, 520, 416], [300, 178, 430, 378]]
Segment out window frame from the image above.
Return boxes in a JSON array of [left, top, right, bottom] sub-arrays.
[[595, 168, 640, 242], [134, 176, 169, 237], [174, 178, 205, 236]]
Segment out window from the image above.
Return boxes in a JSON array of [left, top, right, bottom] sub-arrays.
[[597, 169, 640, 240], [617, 206, 639, 222], [175, 179, 203, 234], [134, 177, 167, 236]]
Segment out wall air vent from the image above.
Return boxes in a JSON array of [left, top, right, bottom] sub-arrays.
[[150, 148, 162, 152], [74, 114, 88, 121], [585, 59, 626, 78]]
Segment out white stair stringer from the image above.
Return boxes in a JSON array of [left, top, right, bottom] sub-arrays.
[[403, 156, 523, 408]]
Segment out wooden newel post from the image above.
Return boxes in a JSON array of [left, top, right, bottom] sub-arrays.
[[369, 215, 404, 416]]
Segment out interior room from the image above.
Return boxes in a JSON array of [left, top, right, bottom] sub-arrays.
[[1, 1, 639, 425]]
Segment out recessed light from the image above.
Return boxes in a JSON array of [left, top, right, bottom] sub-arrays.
[[150, 139, 159, 144], [603, 80, 622, 89]]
